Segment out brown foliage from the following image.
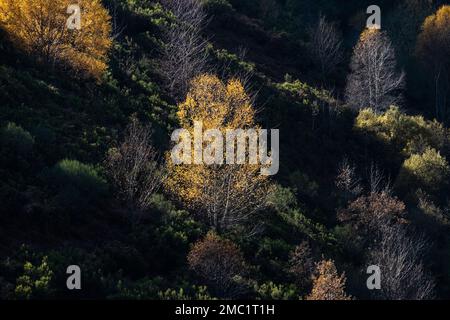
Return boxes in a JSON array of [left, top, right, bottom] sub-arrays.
[[307, 259, 351, 300], [187, 232, 247, 298], [338, 192, 407, 231], [287, 241, 314, 290], [338, 192, 435, 300]]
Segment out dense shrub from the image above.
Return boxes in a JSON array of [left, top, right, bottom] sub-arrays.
[[253, 281, 298, 300], [14, 256, 53, 300], [45, 159, 108, 212], [113, 276, 214, 300], [355, 106, 448, 156], [187, 232, 247, 298], [396, 148, 450, 196], [203, 0, 234, 15], [0, 122, 35, 170], [0, 122, 34, 155]]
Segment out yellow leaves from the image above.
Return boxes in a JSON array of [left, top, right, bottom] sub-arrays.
[[422, 5, 450, 37], [357, 107, 450, 196], [165, 74, 271, 225], [307, 259, 351, 300], [355, 106, 447, 156], [416, 5, 450, 65], [177, 75, 255, 130], [359, 27, 380, 42], [0, 0, 112, 80], [397, 148, 450, 194]]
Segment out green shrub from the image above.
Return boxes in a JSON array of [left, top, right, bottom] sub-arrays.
[[158, 285, 214, 300], [0, 122, 35, 172], [46, 159, 108, 212], [278, 209, 337, 247], [113, 277, 214, 300], [254, 281, 299, 300], [0, 122, 34, 155], [268, 185, 298, 213], [355, 106, 448, 156], [396, 148, 450, 195], [14, 256, 53, 300]]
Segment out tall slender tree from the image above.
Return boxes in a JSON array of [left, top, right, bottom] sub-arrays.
[[416, 5, 450, 121], [165, 75, 274, 233], [159, 0, 209, 101], [309, 14, 343, 81], [345, 29, 405, 112]]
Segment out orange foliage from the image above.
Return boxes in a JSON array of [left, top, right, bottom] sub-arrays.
[[307, 260, 351, 300], [0, 0, 112, 79]]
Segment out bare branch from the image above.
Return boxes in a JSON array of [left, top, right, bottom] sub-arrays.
[[309, 14, 344, 80], [199, 164, 273, 233], [345, 30, 405, 112], [106, 116, 166, 222], [159, 0, 209, 101], [335, 158, 363, 201], [368, 162, 392, 195], [370, 224, 435, 300]]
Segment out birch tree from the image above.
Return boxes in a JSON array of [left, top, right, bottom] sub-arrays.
[[309, 14, 343, 80], [416, 5, 450, 121], [345, 29, 405, 112], [370, 224, 435, 300], [165, 75, 274, 233], [106, 116, 165, 222], [0, 0, 112, 79], [159, 0, 209, 100]]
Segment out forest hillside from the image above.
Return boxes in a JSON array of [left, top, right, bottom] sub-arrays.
[[0, 0, 450, 300]]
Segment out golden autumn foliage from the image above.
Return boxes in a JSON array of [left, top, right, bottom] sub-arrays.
[[307, 260, 351, 300], [0, 0, 112, 79], [165, 74, 273, 232], [416, 5, 450, 67], [176, 75, 256, 129], [416, 5, 450, 120]]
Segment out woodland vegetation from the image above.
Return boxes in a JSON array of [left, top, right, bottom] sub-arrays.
[[1, 0, 450, 300]]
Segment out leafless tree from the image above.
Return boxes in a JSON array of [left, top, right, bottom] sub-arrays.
[[105, 0, 126, 40], [200, 165, 273, 235], [106, 116, 166, 222], [337, 177, 435, 299], [370, 224, 435, 300], [159, 0, 209, 101], [368, 162, 392, 194], [345, 30, 405, 112], [217, 46, 259, 107], [288, 241, 315, 290], [335, 158, 363, 201], [309, 14, 343, 80]]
